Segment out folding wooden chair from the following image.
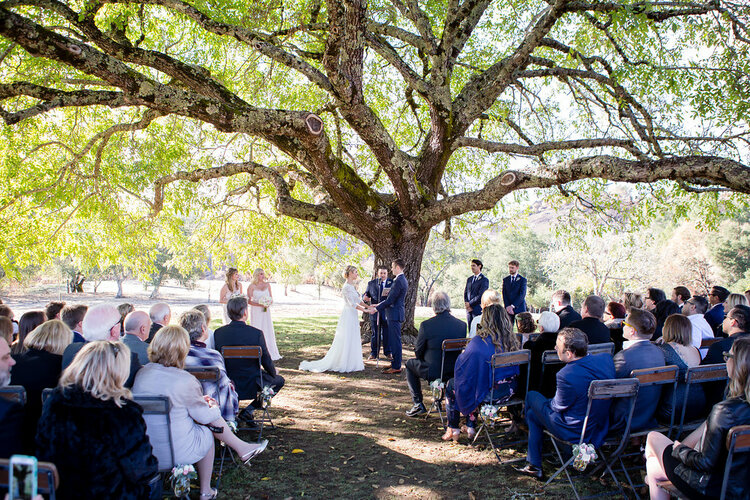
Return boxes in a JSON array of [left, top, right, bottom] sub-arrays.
[[658, 425, 750, 500], [0, 385, 26, 405], [543, 378, 640, 500], [185, 365, 230, 488], [541, 343, 615, 383], [0, 458, 60, 500], [425, 338, 470, 428], [677, 363, 727, 436], [221, 346, 274, 440], [133, 395, 176, 473], [700, 337, 722, 349], [472, 349, 531, 464]]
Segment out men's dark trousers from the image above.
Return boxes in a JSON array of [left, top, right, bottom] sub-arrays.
[[388, 320, 403, 369], [250, 372, 285, 409], [370, 318, 391, 357], [405, 359, 427, 403]]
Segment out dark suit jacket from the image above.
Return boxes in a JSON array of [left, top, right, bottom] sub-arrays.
[[502, 275, 527, 314], [214, 320, 276, 400], [610, 340, 666, 433], [145, 322, 164, 344], [523, 330, 559, 395], [704, 304, 725, 335], [703, 331, 749, 365], [0, 398, 23, 458], [62, 342, 141, 388], [569, 317, 612, 345], [414, 312, 467, 381], [540, 353, 616, 446], [464, 275, 490, 317], [122, 334, 150, 366], [364, 277, 392, 323], [557, 305, 582, 329], [376, 274, 407, 323]]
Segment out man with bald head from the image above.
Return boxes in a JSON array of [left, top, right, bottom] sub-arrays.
[[122, 311, 151, 365], [146, 303, 171, 343]]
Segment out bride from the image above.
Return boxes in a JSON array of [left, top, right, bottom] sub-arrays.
[[299, 266, 366, 373]]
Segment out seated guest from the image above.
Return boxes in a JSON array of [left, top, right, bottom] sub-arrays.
[[702, 305, 750, 365], [727, 292, 748, 309], [523, 311, 560, 396], [517, 328, 616, 478], [146, 303, 171, 343], [704, 286, 730, 336], [10, 320, 72, 453], [551, 290, 581, 329], [671, 286, 691, 309], [122, 310, 152, 365], [0, 316, 13, 344], [610, 308, 665, 433], [645, 337, 750, 499], [469, 289, 501, 338], [656, 314, 705, 424], [62, 303, 141, 387], [645, 288, 680, 340], [0, 336, 22, 458], [515, 312, 535, 339], [193, 305, 215, 349], [61, 304, 88, 343], [45, 301, 66, 320], [36, 341, 158, 499], [11, 310, 45, 355], [570, 295, 612, 345], [133, 326, 267, 498], [0, 305, 18, 340], [682, 296, 714, 358], [117, 303, 135, 335], [622, 291, 644, 313], [180, 310, 239, 423], [443, 305, 518, 441], [214, 297, 284, 424], [405, 291, 467, 418], [603, 301, 627, 352]]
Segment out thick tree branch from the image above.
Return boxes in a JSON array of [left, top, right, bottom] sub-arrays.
[[455, 136, 637, 156]]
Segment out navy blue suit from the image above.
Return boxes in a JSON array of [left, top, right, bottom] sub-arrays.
[[464, 274, 489, 325], [364, 277, 392, 358], [376, 273, 407, 369], [525, 353, 616, 468], [502, 274, 527, 322], [704, 304, 725, 334], [0, 398, 23, 458], [610, 340, 665, 433]]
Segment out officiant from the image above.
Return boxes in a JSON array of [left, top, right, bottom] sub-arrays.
[[364, 266, 392, 361]]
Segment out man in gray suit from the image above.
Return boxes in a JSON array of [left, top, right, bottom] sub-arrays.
[[122, 311, 152, 365], [405, 291, 467, 417], [610, 308, 665, 433]]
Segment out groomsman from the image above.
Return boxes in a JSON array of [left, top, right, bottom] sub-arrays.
[[464, 259, 489, 326], [502, 260, 527, 325], [370, 259, 408, 374], [364, 266, 392, 361]]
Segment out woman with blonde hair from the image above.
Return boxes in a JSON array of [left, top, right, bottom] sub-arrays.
[[36, 341, 158, 499], [726, 292, 749, 309], [246, 268, 281, 360], [469, 289, 502, 338], [645, 336, 750, 499], [219, 268, 244, 324], [10, 319, 73, 452], [300, 265, 367, 373], [133, 326, 267, 499], [443, 305, 520, 441]]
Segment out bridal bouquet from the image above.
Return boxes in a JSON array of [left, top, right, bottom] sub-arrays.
[[170, 464, 197, 498], [479, 404, 499, 420], [259, 296, 273, 312], [430, 379, 444, 398], [261, 385, 276, 406], [572, 443, 598, 471]]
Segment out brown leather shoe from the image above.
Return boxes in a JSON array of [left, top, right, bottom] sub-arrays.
[[382, 367, 402, 374]]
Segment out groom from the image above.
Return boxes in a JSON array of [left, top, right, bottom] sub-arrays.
[[368, 258, 407, 374]]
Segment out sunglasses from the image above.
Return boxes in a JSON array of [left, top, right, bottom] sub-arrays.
[[723, 351, 734, 362]]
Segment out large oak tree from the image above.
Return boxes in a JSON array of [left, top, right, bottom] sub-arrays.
[[1, 0, 749, 329]]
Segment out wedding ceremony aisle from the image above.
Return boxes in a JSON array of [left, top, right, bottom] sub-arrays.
[[216, 316, 575, 499]]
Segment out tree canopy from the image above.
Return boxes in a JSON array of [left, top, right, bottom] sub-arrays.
[[1, 0, 749, 326]]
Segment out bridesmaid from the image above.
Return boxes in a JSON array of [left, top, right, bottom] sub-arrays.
[[219, 268, 244, 325], [247, 268, 282, 360]]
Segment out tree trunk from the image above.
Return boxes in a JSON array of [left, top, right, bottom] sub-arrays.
[[115, 278, 124, 298]]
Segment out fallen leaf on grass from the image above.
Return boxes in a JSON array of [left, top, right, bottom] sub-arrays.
[[278, 456, 284, 460], [469, 492, 477, 500], [379, 393, 387, 397], [387, 438, 396, 441], [395, 465, 405, 470], [292, 449, 305, 454], [261, 477, 271, 481], [398, 479, 405, 485], [330, 467, 340, 472]]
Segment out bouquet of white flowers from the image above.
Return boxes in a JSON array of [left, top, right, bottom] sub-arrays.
[[261, 385, 276, 406], [170, 464, 197, 497], [430, 379, 444, 398], [479, 404, 499, 420], [572, 443, 598, 471], [259, 296, 273, 312]]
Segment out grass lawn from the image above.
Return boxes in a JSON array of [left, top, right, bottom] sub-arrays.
[[207, 316, 625, 499]]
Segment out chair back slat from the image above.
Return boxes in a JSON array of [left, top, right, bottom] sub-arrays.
[[700, 338, 722, 348], [0, 459, 59, 497], [0, 385, 26, 405], [588, 342, 615, 356], [630, 365, 679, 386], [588, 378, 639, 399], [686, 364, 728, 383], [541, 350, 561, 364], [222, 346, 262, 359], [491, 349, 531, 368], [133, 395, 174, 472], [442, 338, 470, 352], [185, 366, 221, 382], [727, 425, 750, 452]]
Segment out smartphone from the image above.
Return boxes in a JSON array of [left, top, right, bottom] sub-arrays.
[[9, 455, 37, 500]]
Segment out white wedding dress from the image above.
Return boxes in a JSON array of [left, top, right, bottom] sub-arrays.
[[299, 283, 365, 373], [250, 288, 282, 361]]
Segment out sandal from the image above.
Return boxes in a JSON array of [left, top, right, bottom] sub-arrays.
[[240, 439, 269, 464], [441, 428, 460, 442], [200, 488, 218, 499], [461, 425, 477, 440]]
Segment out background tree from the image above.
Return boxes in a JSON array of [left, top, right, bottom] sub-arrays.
[[1, 0, 749, 331]]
